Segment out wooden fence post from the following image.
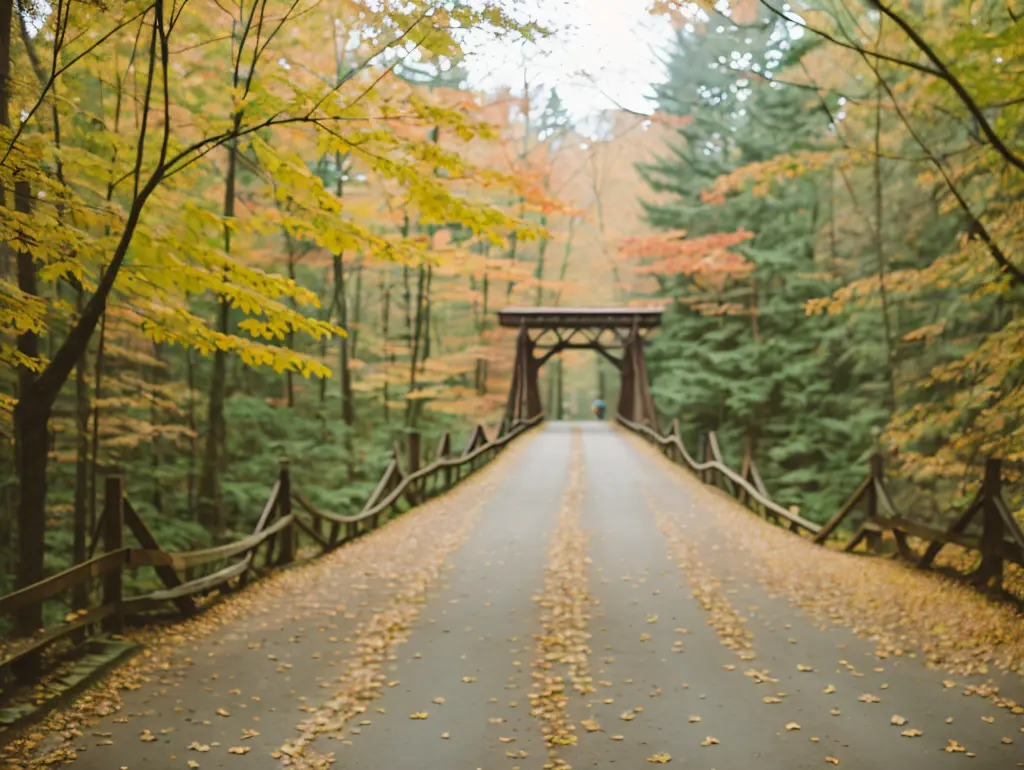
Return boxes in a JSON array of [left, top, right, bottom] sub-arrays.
[[102, 472, 124, 633], [973, 458, 1004, 588], [864, 453, 884, 554], [278, 460, 295, 565], [409, 431, 421, 501], [438, 432, 452, 490]]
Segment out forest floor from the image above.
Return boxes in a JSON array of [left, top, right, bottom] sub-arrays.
[[1, 422, 1022, 769]]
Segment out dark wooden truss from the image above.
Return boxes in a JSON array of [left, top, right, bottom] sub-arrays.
[[497, 307, 664, 428]]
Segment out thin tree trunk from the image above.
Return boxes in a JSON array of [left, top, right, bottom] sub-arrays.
[[5, 0, 46, 633], [185, 343, 196, 511], [284, 229, 298, 408], [149, 342, 164, 513], [555, 357, 563, 420], [318, 267, 333, 407], [478, 241, 490, 394], [534, 213, 548, 306], [197, 131, 238, 533], [873, 62, 897, 412], [381, 265, 392, 423], [72, 293, 90, 612], [350, 258, 363, 361], [405, 265, 427, 427], [88, 311, 106, 535], [420, 266, 432, 371]]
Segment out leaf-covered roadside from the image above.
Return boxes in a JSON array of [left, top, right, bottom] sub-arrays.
[[0, 441, 523, 769]]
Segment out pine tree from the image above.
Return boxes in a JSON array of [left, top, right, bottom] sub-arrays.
[[634, 19, 890, 519]]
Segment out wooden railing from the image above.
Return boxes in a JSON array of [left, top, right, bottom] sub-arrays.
[[0, 415, 543, 684], [618, 415, 1024, 590]]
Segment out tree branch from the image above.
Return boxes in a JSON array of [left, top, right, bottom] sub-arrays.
[[857, 49, 1023, 284], [871, 0, 1024, 173]]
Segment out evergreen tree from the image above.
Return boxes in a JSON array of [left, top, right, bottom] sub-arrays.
[[635, 19, 894, 519]]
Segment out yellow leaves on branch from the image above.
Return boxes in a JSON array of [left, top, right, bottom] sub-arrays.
[[142, 307, 334, 379]]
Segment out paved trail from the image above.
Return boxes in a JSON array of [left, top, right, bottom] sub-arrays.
[[9, 423, 1023, 769]]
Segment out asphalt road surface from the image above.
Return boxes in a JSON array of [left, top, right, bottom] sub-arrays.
[[18, 423, 1024, 769]]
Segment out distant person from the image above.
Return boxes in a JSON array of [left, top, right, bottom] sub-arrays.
[[592, 399, 606, 420]]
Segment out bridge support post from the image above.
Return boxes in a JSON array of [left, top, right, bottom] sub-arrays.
[[617, 328, 657, 426], [506, 325, 542, 425]]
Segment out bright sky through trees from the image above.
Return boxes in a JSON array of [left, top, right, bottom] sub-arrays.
[[462, 0, 673, 120]]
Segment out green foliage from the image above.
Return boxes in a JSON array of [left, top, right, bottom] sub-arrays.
[[637, 19, 900, 521]]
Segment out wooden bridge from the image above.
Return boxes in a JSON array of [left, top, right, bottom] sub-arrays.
[[0, 308, 1022, 767]]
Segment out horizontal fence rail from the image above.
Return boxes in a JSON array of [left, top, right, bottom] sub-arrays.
[[618, 415, 1024, 591], [0, 415, 543, 685]]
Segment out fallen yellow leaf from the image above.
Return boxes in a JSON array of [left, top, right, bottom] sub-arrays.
[[647, 753, 671, 763]]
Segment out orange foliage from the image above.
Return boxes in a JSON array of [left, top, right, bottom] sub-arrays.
[[620, 228, 754, 278]]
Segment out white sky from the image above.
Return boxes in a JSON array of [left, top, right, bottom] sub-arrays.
[[461, 0, 675, 120]]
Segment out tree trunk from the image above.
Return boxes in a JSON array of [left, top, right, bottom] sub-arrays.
[[284, 231, 298, 408], [185, 344, 196, 511], [89, 311, 106, 536], [381, 266, 392, 423], [350, 258, 363, 361], [334, 255, 354, 425], [149, 342, 164, 513], [405, 265, 427, 427], [198, 303, 228, 531], [197, 135, 238, 533], [477, 241, 490, 394], [873, 65, 897, 413], [420, 266, 432, 371], [534, 213, 548, 306], [555, 357, 563, 420], [13, 397, 48, 635], [73, 292, 90, 612]]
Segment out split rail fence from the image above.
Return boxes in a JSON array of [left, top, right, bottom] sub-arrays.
[[618, 415, 1024, 592], [0, 415, 542, 685]]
